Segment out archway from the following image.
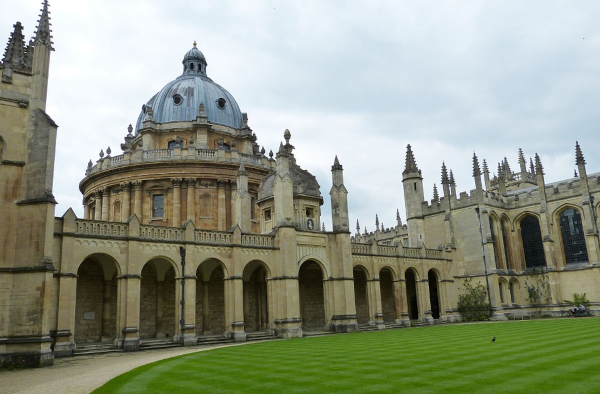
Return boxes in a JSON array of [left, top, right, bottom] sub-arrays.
[[196, 260, 226, 335], [74, 255, 118, 343], [405, 269, 419, 320], [380, 268, 396, 323], [428, 270, 440, 319], [243, 261, 269, 332], [353, 266, 370, 325], [299, 261, 326, 331], [139, 259, 177, 339]]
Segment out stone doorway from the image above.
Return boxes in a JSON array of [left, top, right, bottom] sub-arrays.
[[405, 269, 419, 320], [380, 268, 396, 323], [243, 262, 269, 332], [353, 266, 370, 324], [196, 260, 226, 336], [139, 260, 177, 340], [299, 261, 326, 331], [74, 257, 118, 343], [428, 270, 441, 319]]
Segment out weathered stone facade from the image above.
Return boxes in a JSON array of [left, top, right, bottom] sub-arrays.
[[2, 2, 599, 369]]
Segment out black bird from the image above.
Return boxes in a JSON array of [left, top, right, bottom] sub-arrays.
[[491, 337, 496, 342]]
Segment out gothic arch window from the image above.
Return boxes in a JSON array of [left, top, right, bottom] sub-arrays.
[[559, 208, 588, 264], [199, 193, 213, 218], [489, 216, 501, 269], [501, 217, 512, 270], [520, 215, 546, 269]]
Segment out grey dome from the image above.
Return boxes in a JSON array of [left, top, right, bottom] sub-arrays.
[[258, 158, 322, 201], [135, 44, 243, 132]]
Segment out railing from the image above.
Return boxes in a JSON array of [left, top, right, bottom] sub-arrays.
[[403, 247, 421, 258], [425, 249, 442, 259], [378, 245, 397, 256], [75, 220, 128, 237], [242, 234, 274, 247], [139, 225, 183, 241], [195, 230, 231, 245], [351, 243, 372, 254], [240, 153, 260, 165], [197, 149, 216, 158], [144, 149, 172, 159], [110, 155, 124, 165]]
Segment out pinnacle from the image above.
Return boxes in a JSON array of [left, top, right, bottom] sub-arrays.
[[403, 144, 419, 175], [535, 153, 544, 175], [441, 162, 449, 185], [332, 155, 343, 170], [575, 141, 585, 165], [2, 21, 28, 70], [472, 152, 481, 177], [34, 0, 54, 50]]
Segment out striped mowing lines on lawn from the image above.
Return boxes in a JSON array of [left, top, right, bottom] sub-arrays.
[[94, 318, 600, 394]]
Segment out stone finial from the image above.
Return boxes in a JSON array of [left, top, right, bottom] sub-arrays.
[[269, 149, 273, 159], [261, 146, 266, 155], [364, 226, 368, 235], [127, 124, 133, 136], [284, 129, 291, 145], [396, 209, 400, 221], [497, 162, 504, 180], [574, 170, 579, 177], [518, 148, 525, 164], [482, 159, 489, 174], [403, 144, 419, 174], [322, 223, 326, 231], [356, 219, 360, 233], [87, 160, 92, 168], [529, 158, 535, 174], [503, 157, 511, 174], [433, 184, 439, 201], [242, 113, 248, 127], [575, 141, 585, 165], [198, 102, 206, 117], [106, 146, 111, 156], [34, 0, 54, 50], [375, 214, 379, 230], [472, 152, 481, 177], [441, 162, 449, 185], [535, 153, 544, 175], [99, 149, 104, 158], [2, 22, 27, 72]]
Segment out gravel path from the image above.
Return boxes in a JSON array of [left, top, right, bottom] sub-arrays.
[[0, 344, 240, 394]]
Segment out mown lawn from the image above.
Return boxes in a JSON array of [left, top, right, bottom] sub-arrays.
[[94, 318, 600, 393]]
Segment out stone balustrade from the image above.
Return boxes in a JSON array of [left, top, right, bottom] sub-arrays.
[[75, 220, 128, 237]]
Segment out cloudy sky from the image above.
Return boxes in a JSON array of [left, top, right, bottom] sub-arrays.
[[4, 0, 600, 233]]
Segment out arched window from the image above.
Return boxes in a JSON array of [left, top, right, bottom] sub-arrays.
[[559, 208, 588, 264], [489, 217, 501, 269], [501, 218, 512, 270], [520, 215, 546, 269]]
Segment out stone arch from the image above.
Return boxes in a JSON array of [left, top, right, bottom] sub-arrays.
[[242, 260, 270, 332], [379, 267, 397, 323], [196, 258, 227, 336], [553, 205, 589, 265], [405, 268, 419, 320], [74, 254, 120, 344], [353, 265, 370, 325], [516, 213, 546, 270], [139, 257, 179, 340], [427, 269, 441, 319], [298, 260, 326, 331], [498, 278, 509, 304]]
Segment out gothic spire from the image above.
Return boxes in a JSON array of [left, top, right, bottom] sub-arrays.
[[33, 0, 54, 50], [396, 209, 400, 221], [441, 162, 449, 185], [472, 152, 481, 177], [2, 22, 28, 70], [356, 219, 360, 234], [535, 153, 544, 175], [575, 141, 585, 165], [332, 155, 342, 170], [482, 159, 489, 174], [449, 170, 455, 185], [375, 214, 379, 229], [518, 148, 525, 165], [529, 158, 535, 174], [403, 144, 419, 174], [433, 184, 439, 201]]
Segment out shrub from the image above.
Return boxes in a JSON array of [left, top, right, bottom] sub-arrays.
[[525, 269, 552, 316], [457, 278, 490, 321]]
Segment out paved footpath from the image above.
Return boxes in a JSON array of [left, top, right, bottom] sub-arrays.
[[0, 344, 240, 394]]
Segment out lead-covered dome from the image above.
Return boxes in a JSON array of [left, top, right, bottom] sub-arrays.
[[135, 42, 243, 132]]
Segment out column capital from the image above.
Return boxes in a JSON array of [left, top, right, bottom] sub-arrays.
[[185, 178, 197, 187], [171, 178, 183, 187], [120, 182, 131, 191], [132, 180, 143, 190]]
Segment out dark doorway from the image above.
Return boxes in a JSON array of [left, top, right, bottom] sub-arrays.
[[428, 270, 440, 319], [405, 270, 418, 320]]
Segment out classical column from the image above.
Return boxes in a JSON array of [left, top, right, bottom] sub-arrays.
[[101, 187, 110, 221], [418, 279, 434, 324], [94, 190, 102, 220], [133, 180, 143, 219], [394, 279, 410, 326], [84, 200, 90, 220], [171, 178, 182, 227], [217, 180, 227, 231], [186, 178, 196, 223], [367, 278, 384, 329], [121, 182, 131, 220]]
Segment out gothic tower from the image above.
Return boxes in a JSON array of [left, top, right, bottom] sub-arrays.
[[330, 156, 349, 232], [402, 144, 425, 247]]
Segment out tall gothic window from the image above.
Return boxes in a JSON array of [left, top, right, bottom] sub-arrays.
[[501, 218, 512, 270], [490, 218, 501, 269], [520, 215, 546, 269], [559, 208, 588, 264]]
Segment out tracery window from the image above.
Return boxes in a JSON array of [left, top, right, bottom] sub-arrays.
[[520, 215, 546, 269], [489, 218, 500, 269], [559, 208, 588, 264], [501, 218, 512, 270]]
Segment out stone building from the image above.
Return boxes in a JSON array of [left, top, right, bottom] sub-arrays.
[[1, 2, 598, 368]]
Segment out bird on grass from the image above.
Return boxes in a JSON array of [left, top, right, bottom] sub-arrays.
[[491, 336, 496, 342]]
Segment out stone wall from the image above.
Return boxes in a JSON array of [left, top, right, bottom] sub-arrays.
[[299, 263, 325, 330], [74, 261, 103, 342], [353, 269, 369, 324], [140, 264, 157, 338]]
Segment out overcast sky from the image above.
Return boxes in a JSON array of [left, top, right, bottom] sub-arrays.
[[4, 0, 600, 233]]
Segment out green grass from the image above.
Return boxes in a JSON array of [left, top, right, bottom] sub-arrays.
[[94, 319, 600, 394]]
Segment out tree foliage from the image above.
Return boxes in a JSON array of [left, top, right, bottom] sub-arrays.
[[457, 278, 490, 321]]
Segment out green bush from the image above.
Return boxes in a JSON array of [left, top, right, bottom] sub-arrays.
[[565, 293, 590, 308], [457, 278, 490, 321]]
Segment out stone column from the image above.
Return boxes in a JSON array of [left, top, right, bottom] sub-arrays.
[[418, 279, 434, 324], [171, 178, 182, 227], [367, 278, 385, 329], [101, 187, 110, 221], [84, 202, 90, 220], [121, 275, 142, 351], [53, 274, 78, 357], [121, 182, 131, 220], [133, 181, 143, 220], [186, 178, 196, 223], [94, 190, 102, 220], [225, 276, 246, 342], [217, 180, 227, 231], [394, 279, 410, 326]]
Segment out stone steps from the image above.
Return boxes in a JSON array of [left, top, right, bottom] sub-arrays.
[[73, 342, 122, 357], [246, 331, 276, 342], [197, 334, 235, 346], [139, 338, 181, 351]]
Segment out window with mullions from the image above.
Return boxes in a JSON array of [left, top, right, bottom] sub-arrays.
[[520, 215, 546, 269], [559, 208, 588, 264], [501, 219, 512, 270], [153, 194, 164, 218]]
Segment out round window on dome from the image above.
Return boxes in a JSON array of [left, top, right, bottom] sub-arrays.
[[173, 94, 183, 106], [217, 98, 226, 109]]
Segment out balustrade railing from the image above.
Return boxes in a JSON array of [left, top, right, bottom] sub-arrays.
[[195, 230, 231, 245], [144, 149, 172, 159], [196, 149, 216, 158], [75, 220, 128, 237], [242, 234, 274, 247], [139, 225, 183, 241]]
